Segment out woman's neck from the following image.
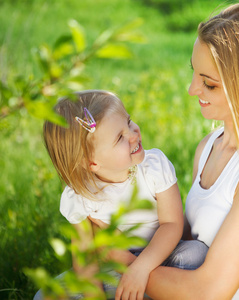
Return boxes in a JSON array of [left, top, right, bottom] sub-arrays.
[[221, 120, 238, 150]]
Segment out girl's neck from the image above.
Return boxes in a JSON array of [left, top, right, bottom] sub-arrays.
[[95, 170, 129, 184]]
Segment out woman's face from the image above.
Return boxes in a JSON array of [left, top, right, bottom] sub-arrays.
[[188, 38, 232, 123]]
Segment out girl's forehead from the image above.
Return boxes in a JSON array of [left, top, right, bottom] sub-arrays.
[[92, 111, 128, 143]]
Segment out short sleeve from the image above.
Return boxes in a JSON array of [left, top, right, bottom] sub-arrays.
[[60, 186, 93, 224], [142, 148, 177, 194]]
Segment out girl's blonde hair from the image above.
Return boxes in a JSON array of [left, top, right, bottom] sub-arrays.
[[43, 90, 128, 199], [198, 4, 239, 142]]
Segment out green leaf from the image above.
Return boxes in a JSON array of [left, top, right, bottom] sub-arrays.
[[117, 18, 145, 33], [93, 28, 115, 48], [49, 63, 63, 79], [68, 19, 86, 53], [24, 267, 66, 295], [96, 44, 132, 59], [66, 80, 84, 91], [25, 100, 67, 126], [53, 34, 72, 49], [50, 238, 66, 256], [114, 32, 147, 43], [34, 45, 52, 73], [53, 43, 75, 60]]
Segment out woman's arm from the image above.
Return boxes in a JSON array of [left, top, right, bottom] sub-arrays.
[[146, 187, 239, 299]]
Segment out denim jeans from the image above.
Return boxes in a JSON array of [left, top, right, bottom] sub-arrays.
[[33, 249, 151, 300], [33, 240, 208, 299], [162, 239, 209, 270]]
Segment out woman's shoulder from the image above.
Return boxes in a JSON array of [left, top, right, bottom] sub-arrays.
[[194, 127, 223, 161], [193, 127, 223, 180], [195, 133, 213, 157]]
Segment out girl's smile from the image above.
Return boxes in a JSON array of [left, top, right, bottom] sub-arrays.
[[90, 111, 145, 183], [131, 142, 142, 154]]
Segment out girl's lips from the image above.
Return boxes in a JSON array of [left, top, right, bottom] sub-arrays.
[[131, 142, 142, 155]]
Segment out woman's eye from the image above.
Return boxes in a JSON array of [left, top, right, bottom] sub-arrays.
[[203, 81, 215, 90], [128, 119, 132, 126]]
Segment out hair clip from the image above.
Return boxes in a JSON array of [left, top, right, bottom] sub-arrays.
[[75, 108, 96, 133]]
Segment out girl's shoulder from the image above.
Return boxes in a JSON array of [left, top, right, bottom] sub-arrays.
[[60, 186, 93, 224], [140, 148, 177, 193], [142, 148, 174, 168]]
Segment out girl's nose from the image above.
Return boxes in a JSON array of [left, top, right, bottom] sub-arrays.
[[129, 124, 140, 142], [129, 131, 138, 142], [188, 73, 202, 96]]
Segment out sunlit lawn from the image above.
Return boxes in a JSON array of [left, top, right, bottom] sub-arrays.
[[0, 0, 227, 298]]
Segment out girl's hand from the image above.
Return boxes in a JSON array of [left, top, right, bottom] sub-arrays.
[[115, 262, 150, 300], [88, 216, 137, 266], [88, 216, 109, 229]]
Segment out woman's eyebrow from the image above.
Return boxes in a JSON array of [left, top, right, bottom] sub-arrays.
[[200, 73, 219, 82], [190, 58, 219, 82]]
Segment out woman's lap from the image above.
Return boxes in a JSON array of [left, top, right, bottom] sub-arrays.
[[162, 239, 209, 270], [33, 240, 207, 299]]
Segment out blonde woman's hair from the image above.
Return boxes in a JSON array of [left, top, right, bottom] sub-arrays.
[[197, 4, 239, 142], [43, 90, 128, 200]]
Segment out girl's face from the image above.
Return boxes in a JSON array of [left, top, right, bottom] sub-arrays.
[[90, 110, 145, 183], [188, 38, 232, 123]]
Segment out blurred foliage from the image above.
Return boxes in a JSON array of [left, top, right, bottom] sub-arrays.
[[0, 0, 220, 299], [25, 186, 152, 299], [137, 0, 238, 32], [0, 17, 145, 125], [0, 11, 146, 299]]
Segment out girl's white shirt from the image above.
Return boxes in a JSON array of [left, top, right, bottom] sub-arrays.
[[60, 148, 177, 242]]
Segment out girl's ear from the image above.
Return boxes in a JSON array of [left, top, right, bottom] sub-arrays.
[[89, 161, 100, 173]]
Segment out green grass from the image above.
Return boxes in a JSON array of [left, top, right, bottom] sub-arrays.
[[0, 0, 229, 298]]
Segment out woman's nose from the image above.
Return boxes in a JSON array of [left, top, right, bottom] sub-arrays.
[[188, 73, 202, 96]]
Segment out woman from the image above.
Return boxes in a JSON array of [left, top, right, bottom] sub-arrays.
[[91, 4, 239, 299], [144, 3, 239, 300]]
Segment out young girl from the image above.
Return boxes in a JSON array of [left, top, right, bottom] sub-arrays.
[[41, 90, 184, 299]]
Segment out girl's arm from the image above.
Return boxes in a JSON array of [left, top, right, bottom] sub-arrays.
[[146, 187, 239, 300], [71, 220, 104, 294], [115, 183, 184, 300], [87, 215, 137, 266]]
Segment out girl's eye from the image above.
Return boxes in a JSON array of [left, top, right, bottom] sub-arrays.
[[203, 81, 215, 90], [128, 119, 132, 126], [117, 135, 123, 143]]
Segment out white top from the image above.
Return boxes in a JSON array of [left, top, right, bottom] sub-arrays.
[[186, 127, 239, 247], [60, 148, 177, 242]]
